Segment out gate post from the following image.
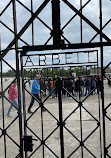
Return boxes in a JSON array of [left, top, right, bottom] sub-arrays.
[[51, 0, 61, 47], [57, 77, 64, 158]]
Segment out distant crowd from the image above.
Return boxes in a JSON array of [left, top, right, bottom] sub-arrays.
[[38, 76, 102, 99]]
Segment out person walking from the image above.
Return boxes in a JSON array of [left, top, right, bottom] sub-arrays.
[[27, 74, 46, 113], [6, 80, 18, 117]]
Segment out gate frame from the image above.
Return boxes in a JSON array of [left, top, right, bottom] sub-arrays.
[[19, 48, 100, 158], [1, 0, 111, 157]]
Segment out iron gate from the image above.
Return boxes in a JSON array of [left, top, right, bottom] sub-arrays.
[[18, 48, 100, 158], [1, 0, 111, 157]]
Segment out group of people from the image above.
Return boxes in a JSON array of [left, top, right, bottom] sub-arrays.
[[6, 74, 101, 117], [45, 76, 99, 98]]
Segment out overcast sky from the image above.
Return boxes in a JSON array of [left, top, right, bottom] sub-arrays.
[[1, 0, 111, 72]]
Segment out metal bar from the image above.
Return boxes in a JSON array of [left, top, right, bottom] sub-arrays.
[[16, 51, 23, 158], [99, 0, 106, 157], [5, 115, 18, 131], [41, 102, 45, 158], [80, 0, 82, 43], [64, 125, 80, 142], [104, 62, 111, 70], [83, 145, 96, 158], [4, 78, 17, 93], [0, 21, 29, 46], [83, 126, 99, 143], [61, 34, 71, 44], [62, 0, 91, 30], [20, 54, 28, 158], [64, 105, 80, 122], [11, 62, 98, 69], [57, 78, 64, 158], [62, 86, 79, 103], [24, 49, 98, 56], [44, 144, 59, 158], [78, 77, 83, 158], [98, 93, 103, 158], [1, 0, 50, 59], [68, 145, 81, 158], [52, 0, 61, 47], [44, 126, 59, 142], [12, 1, 23, 157], [28, 143, 42, 158], [62, 0, 110, 41], [44, 35, 53, 45], [37, 16, 52, 31], [2, 59, 16, 72], [0, 0, 12, 16], [22, 41, 111, 52], [16, 0, 32, 13], [105, 103, 111, 111], [89, 19, 111, 43], [6, 133, 20, 147], [81, 105, 99, 122], [17, 0, 52, 32], [26, 125, 41, 141], [0, 35, 7, 158], [31, 0, 34, 45]]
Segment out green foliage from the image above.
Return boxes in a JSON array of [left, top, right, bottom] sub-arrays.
[[2, 70, 16, 77], [2, 67, 93, 78]]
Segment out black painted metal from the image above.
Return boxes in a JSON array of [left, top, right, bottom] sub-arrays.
[[57, 78, 64, 158], [52, 0, 61, 47], [99, 1, 106, 157], [0, 0, 111, 157]]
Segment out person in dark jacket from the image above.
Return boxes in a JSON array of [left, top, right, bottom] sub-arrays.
[[92, 77, 96, 94], [74, 77, 79, 97], [80, 78, 84, 96], [84, 77, 91, 96]]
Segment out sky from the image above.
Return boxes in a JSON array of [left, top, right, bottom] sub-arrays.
[[1, 0, 111, 72]]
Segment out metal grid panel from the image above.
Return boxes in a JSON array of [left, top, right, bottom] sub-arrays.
[[0, 0, 111, 157]]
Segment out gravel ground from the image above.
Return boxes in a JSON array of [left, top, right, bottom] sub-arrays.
[[0, 80, 111, 158]]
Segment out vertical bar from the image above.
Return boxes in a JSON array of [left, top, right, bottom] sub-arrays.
[[47, 68, 48, 79], [0, 35, 7, 158], [52, 67, 54, 78], [97, 50, 99, 77], [16, 51, 23, 158], [31, 0, 34, 45], [40, 71, 42, 102], [86, 66, 87, 76], [94, 65, 95, 75], [70, 67, 71, 76], [12, 1, 23, 157], [41, 69, 43, 78], [80, 0, 82, 43], [79, 77, 83, 158], [31, 69, 33, 79], [40, 102, 44, 158], [52, 0, 61, 47], [58, 78, 64, 158], [20, 54, 28, 158], [99, 0, 106, 158]]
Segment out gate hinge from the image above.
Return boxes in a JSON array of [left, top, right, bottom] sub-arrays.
[[23, 135, 33, 152]]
